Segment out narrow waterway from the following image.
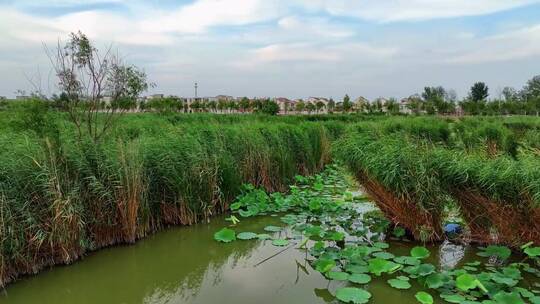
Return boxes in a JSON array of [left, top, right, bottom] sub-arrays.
[[1, 208, 481, 304]]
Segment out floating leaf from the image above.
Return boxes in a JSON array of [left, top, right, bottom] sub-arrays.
[[315, 258, 336, 274], [326, 231, 345, 241], [335, 287, 372, 304], [491, 273, 518, 287], [349, 273, 371, 284], [404, 264, 435, 277], [502, 267, 522, 280], [264, 225, 282, 232], [327, 271, 350, 281], [411, 246, 430, 259], [388, 278, 412, 290], [493, 291, 524, 304], [304, 225, 324, 238], [368, 258, 392, 276], [440, 294, 466, 303], [425, 273, 445, 289], [373, 242, 390, 249], [237, 232, 258, 240], [415, 292, 434, 304], [346, 264, 369, 274], [455, 273, 487, 293], [525, 247, 540, 258], [372, 252, 395, 260], [456, 273, 477, 291], [477, 246, 511, 260], [272, 239, 289, 247], [394, 256, 421, 266], [257, 233, 272, 240], [213, 228, 236, 243]]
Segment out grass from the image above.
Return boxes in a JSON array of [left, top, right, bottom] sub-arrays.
[[0, 112, 333, 286], [334, 132, 447, 241], [1, 102, 539, 287], [337, 118, 540, 245]]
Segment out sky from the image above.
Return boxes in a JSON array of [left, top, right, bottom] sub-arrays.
[[1, 0, 540, 100]]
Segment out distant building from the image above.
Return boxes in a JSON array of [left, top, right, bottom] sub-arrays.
[[354, 96, 370, 113], [399, 98, 413, 114], [306, 97, 330, 113], [274, 97, 294, 113], [215, 95, 235, 101], [16, 95, 30, 100], [147, 94, 164, 100]]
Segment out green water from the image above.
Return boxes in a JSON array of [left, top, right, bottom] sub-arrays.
[[0, 211, 481, 304]]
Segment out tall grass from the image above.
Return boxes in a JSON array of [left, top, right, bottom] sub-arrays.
[[1, 108, 539, 286], [334, 132, 447, 242], [0, 114, 331, 286], [335, 122, 540, 246], [429, 149, 540, 246]]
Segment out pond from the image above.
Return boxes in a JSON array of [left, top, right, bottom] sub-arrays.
[[1, 212, 481, 304], [1, 167, 539, 304]]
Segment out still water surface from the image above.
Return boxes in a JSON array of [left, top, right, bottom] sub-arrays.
[[0, 213, 476, 304]]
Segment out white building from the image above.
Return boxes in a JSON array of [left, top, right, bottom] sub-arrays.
[[274, 97, 294, 113], [306, 97, 330, 113]]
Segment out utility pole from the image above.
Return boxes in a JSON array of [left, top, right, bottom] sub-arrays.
[[194, 82, 198, 99]]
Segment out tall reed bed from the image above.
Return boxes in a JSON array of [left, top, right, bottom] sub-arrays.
[[336, 123, 540, 246], [0, 117, 331, 287], [334, 132, 447, 242], [429, 149, 540, 246]]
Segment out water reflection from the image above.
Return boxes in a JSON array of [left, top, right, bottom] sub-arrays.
[[1, 205, 485, 304], [438, 240, 466, 269]]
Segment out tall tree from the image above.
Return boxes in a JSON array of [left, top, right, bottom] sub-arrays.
[[469, 82, 489, 102], [422, 86, 448, 114], [46, 31, 150, 143], [327, 98, 335, 113], [501, 87, 518, 102], [295, 100, 305, 113], [343, 94, 352, 112], [315, 101, 325, 113], [386, 98, 400, 115]]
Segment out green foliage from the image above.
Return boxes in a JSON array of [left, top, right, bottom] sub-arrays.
[[388, 277, 412, 289], [335, 287, 372, 304], [477, 246, 512, 260], [415, 291, 434, 304], [237, 232, 258, 240], [271, 239, 289, 247], [0, 112, 333, 286], [411, 246, 431, 259], [214, 228, 236, 243]]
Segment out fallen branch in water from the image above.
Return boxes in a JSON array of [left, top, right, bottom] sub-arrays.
[[254, 242, 297, 267]]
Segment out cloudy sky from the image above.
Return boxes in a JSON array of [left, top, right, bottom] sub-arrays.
[[1, 0, 540, 100]]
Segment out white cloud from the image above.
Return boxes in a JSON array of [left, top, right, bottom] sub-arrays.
[[449, 24, 540, 63], [252, 43, 341, 62], [292, 0, 540, 22], [1, 0, 540, 99], [0, 9, 173, 46], [277, 16, 354, 39], [232, 41, 397, 70], [141, 0, 284, 34]]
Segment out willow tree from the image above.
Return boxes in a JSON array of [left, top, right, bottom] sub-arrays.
[[46, 31, 151, 143]]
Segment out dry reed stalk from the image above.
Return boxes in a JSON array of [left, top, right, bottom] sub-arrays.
[[356, 170, 443, 242], [450, 189, 494, 242], [116, 142, 144, 243], [486, 140, 499, 158], [453, 188, 540, 246]]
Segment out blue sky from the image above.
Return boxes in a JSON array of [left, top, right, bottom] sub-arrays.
[[1, 0, 540, 100]]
